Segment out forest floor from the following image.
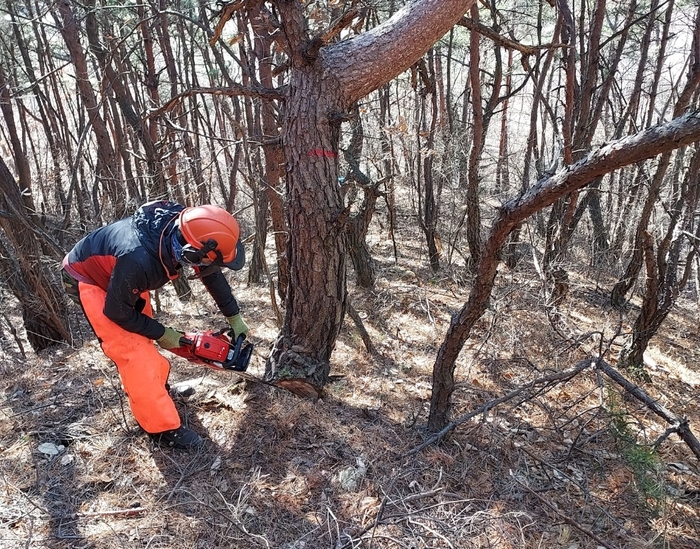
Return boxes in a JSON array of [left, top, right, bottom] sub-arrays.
[[1, 211, 699, 548]]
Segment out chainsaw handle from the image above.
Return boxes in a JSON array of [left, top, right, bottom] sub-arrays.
[[173, 330, 252, 372], [219, 334, 245, 367], [222, 334, 253, 372], [175, 331, 238, 350], [232, 333, 245, 352]]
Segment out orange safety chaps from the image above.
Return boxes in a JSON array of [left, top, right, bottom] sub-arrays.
[[77, 281, 180, 433]]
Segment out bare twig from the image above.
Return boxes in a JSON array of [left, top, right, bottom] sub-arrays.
[[408, 359, 595, 455], [597, 358, 700, 460], [511, 474, 620, 549]]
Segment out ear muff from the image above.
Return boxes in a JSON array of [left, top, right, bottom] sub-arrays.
[[181, 239, 221, 266]]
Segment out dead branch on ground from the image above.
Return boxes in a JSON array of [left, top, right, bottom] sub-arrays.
[[413, 353, 700, 461], [511, 475, 620, 549], [347, 299, 378, 356], [407, 359, 596, 455], [596, 358, 700, 460]]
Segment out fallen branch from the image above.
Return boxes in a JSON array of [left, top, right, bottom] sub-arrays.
[[406, 359, 595, 456], [347, 299, 378, 356], [596, 358, 700, 460], [412, 353, 700, 462], [71, 507, 146, 519]]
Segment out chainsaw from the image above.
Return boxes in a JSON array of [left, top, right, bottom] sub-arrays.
[[170, 328, 323, 399], [170, 329, 253, 372]]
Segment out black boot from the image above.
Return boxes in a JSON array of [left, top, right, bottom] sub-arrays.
[[152, 426, 204, 450], [165, 383, 196, 399]]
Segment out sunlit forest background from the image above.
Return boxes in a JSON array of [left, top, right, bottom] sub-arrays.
[[1, 1, 700, 547]]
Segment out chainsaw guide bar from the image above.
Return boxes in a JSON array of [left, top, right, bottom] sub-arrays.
[[232, 371, 321, 399]]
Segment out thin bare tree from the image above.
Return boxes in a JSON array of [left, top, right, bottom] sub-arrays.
[[0, 156, 69, 350]]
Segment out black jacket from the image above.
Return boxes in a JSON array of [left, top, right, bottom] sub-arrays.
[[62, 201, 242, 339]]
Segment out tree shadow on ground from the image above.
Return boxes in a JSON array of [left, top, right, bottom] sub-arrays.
[[144, 375, 417, 548], [0, 346, 140, 549]]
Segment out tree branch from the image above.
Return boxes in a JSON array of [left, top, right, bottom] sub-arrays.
[[457, 16, 566, 55], [209, 1, 247, 46], [596, 358, 700, 460], [146, 85, 284, 119], [324, 0, 478, 103], [304, 8, 360, 61], [408, 359, 595, 455]]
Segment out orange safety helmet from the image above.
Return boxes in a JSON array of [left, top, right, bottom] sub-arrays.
[[177, 205, 243, 268]]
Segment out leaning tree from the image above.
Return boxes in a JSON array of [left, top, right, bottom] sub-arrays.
[[428, 111, 700, 430]]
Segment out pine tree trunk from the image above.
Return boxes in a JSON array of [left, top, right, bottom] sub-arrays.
[[267, 0, 482, 386], [0, 156, 70, 351], [267, 67, 347, 387]]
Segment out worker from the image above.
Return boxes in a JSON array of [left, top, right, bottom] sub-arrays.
[[60, 200, 249, 450]]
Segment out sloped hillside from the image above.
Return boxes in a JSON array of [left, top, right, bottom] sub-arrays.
[[0, 233, 698, 549]]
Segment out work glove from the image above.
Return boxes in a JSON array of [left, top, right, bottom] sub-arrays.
[[226, 313, 249, 340], [156, 327, 184, 350]]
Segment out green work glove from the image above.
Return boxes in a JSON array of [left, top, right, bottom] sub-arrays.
[[156, 327, 184, 350], [226, 313, 249, 339]]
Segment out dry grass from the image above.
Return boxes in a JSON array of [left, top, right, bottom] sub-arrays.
[[1, 228, 700, 548]]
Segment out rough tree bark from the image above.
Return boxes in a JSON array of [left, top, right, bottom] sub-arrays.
[[415, 54, 442, 273], [343, 104, 381, 289], [253, 4, 289, 302], [266, 0, 479, 387], [464, 4, 484, 265]]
